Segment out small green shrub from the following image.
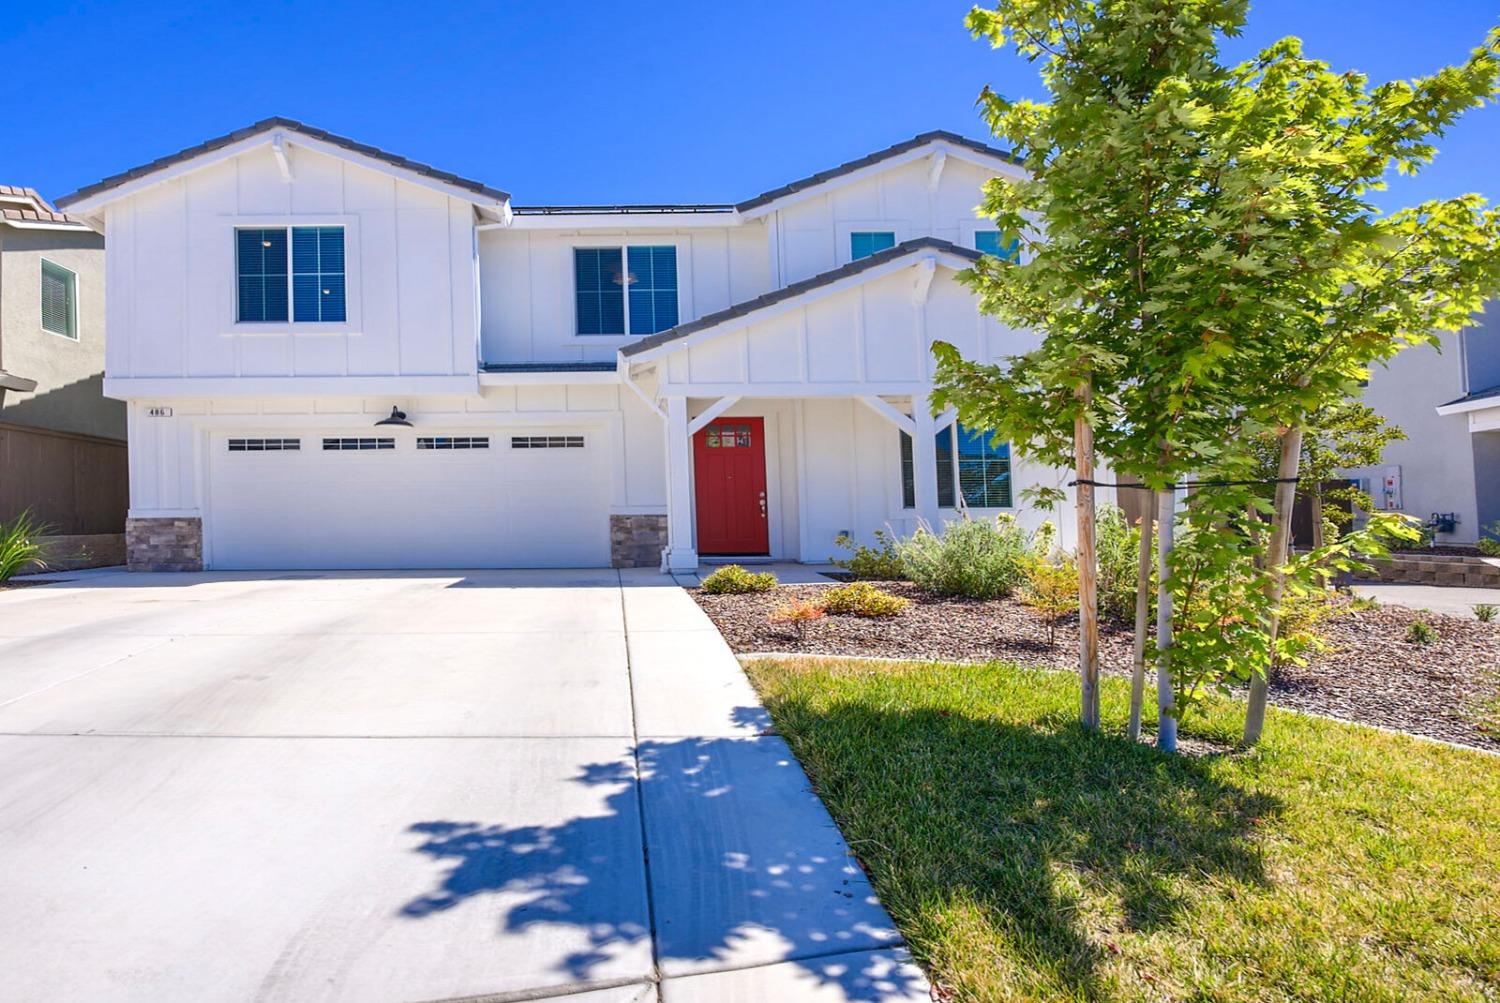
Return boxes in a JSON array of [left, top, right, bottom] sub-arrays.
[[1405, 618, 1437, 645], [1019, 555, 1079, 646], [0, 510, 50, 582], [1474, 603, 1497, 623], [896, 515, 1033, 599], [820, 581, 910, 617], [1479, 524, 1500, 557], [830, 530, 906, 580], [700, 564, 778, 595]]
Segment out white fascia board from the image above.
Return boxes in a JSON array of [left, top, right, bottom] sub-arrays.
[[501, 211, 743, 231], [1435, 396, 1500, 417], [738, 141, 1026, 220], [63, 129, 510, 215], [624, 250, 977, 365], [104, 375, 481, 400], [0, 219, 95, 233], [478, 369, 620, 386], [655, 380, 932, 398]]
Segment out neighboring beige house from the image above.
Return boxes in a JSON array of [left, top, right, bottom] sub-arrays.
[[0, 185, 126, 567]]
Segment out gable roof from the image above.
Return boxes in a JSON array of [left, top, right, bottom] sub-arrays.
[[54, 117, 508, 211], [621, 236, 982, 362], [734, 130, 1018, 214]]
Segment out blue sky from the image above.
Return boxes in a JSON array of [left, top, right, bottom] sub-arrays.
[[2, 1, 1494, 212]]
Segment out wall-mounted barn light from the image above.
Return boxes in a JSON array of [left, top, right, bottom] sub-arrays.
[[374, 407, 411, 427]]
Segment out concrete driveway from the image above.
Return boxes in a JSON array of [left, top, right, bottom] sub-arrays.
[[0, 569, 927, 1003]]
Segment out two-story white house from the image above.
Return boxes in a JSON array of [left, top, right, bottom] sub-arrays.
[[56, 118, 1090, 572]]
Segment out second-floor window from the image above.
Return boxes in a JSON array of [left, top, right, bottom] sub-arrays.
[[40, 260, 78, 339], [574, 245, 679, 336], [236, 226, 346, 324], [850, 231, 896, 260], [975, 230, 1021, 262]]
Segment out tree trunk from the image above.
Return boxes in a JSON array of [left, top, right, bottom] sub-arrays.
[[1156, 487, 1178, 753], [1243, 427, 1305, 747], [1075, 383, 1100, 730], [1128, 496, 1154, 742]]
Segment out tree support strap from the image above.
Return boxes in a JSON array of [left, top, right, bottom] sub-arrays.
[[1068, 477, 1302, 489]]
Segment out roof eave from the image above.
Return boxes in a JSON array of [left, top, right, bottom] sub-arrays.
[[56, 118, 509, 214]]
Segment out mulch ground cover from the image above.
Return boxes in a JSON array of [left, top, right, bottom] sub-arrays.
[[695, 580, 1500, 752]]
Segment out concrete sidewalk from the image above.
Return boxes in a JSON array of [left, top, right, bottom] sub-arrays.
[[0, 569, 926, 1002], [1351, 581, 1500, 619]]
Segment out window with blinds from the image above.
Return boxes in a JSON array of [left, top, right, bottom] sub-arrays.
[[40, 260, 78, 339], [236, 226, 345, 324], [900, 424, 1012, 510], [574, 245, 678, 336]]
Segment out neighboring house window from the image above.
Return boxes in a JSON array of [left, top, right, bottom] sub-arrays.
[[574, 245, 678, 336], [900, 423, 1012, 509], [975, 230, 1021, 262], [236, 226, 345, 323], [850, 231, 896, 260], [40, 260, 78, 339]]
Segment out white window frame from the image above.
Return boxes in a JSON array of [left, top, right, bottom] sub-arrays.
[[894, 423, 1017, 517], [221, 215, 361, 337], [39, 258, 79, 341], [569, 238, 688, 345]]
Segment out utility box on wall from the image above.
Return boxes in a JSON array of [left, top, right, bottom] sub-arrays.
[[1381, 465, 1402, 511]]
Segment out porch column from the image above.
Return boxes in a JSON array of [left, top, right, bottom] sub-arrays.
[[911, 393, 943, 531], [661, 395, 699, 573]]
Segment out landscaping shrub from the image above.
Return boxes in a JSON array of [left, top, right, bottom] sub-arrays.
[[1480, 522, 1500, 557], [1019, 555, 1078, 646], [896, 515, 1032, 599], [699, 564, 778, 595], [1474, 603, 1497, 623], [1095, 505, 1150, 622], [768, 598, 825, 641], [0, 510, 49, 582], [820, 581, 910, 618], [1405, 618, 1437, 645], [830, 530, 906, 580]]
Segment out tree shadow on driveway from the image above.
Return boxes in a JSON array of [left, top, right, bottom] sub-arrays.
[[397, 724, 922, 1001]]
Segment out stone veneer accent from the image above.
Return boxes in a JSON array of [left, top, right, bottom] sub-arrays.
[[126, 517, 203, 572], [1352, 552, 1500, 589], [611, 514, 668, 569]]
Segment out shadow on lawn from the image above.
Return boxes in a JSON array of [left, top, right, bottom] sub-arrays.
[[766, 700, 1283, 998], [396, 718, 920, 1002]]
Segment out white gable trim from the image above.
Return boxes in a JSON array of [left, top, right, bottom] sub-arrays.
[[61, 127, 510, 216], [623, 247, 978, 367], [737, 140, 1025, 220]]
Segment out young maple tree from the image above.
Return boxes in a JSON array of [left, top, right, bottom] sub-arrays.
[[934, 0, 1500, 748]]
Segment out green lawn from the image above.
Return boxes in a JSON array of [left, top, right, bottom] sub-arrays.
[[744, 657, 1500, 1003]]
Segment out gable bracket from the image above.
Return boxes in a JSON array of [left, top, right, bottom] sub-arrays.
[[911, 256, 937, 306], [926, 149, 947, 192], [271, 133, 293, 182]]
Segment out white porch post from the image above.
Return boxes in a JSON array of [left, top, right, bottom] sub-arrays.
[[661, 395, 699, 573], [912, 393, 942, 531]]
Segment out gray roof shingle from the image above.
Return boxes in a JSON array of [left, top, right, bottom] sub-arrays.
[[621, 236, 982, 359], [734, 130, 1018, 213], [55, 117, 508, 209]]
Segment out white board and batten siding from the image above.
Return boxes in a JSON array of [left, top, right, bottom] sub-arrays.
[[477, 225, 770, 365], [103, 143, 480, 384]]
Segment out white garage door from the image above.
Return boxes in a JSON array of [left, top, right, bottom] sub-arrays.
[[206, 427, 610, 569]]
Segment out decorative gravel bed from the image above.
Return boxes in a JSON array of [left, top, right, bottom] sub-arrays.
[[694, 581, 1500, 752]]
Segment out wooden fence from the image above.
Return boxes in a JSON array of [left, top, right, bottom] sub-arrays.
[[0, 421, 128, 534]]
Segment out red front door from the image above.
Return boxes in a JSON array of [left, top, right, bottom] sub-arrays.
[[694, 417, 769, 555]]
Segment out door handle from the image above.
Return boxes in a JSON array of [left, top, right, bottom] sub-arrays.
[[758, 491, 767, 518]]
